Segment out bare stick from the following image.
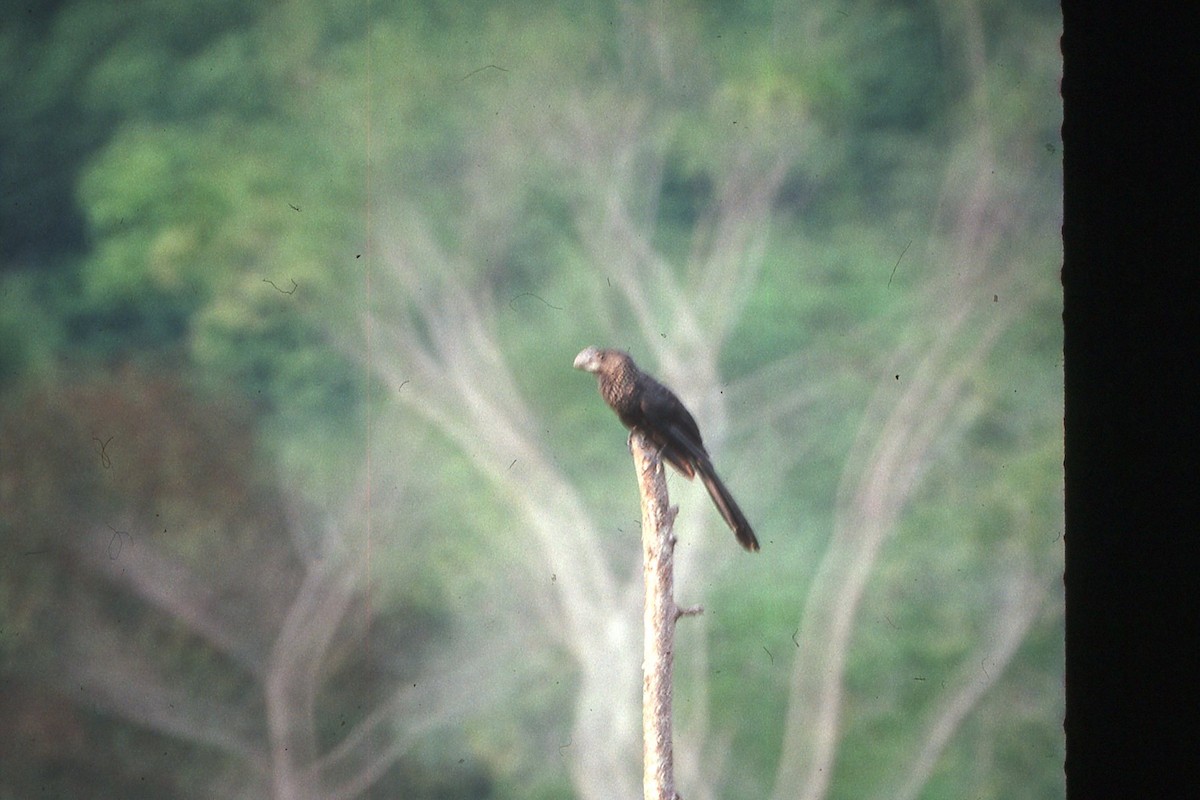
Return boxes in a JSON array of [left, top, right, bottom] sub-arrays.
[[632, 431, 702, 800]]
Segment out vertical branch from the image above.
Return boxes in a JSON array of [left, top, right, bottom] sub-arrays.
[[265, 555, 357, 800], [632, 431, 702, 800]]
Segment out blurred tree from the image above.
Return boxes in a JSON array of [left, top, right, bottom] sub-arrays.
[[0, 368, 491, 799]]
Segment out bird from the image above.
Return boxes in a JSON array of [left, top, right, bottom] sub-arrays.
[[573, 346, 759, 551]]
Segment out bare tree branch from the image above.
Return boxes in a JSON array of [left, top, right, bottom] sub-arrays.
[[887, 567, 1053, 800], [361, 216, 649, 800], [632, 431, 690, 800], [265, 550, 360, 800], [73, 526, 268, 675], [55, 593, 267, 769], [772, 139, 1030, 800]]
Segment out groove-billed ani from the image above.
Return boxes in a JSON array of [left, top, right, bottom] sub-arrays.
[[573, 346, 759, 551]]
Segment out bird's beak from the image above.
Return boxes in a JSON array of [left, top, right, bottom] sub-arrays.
[[573, 346, 600, 373]]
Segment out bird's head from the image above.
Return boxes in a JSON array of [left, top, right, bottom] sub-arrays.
[[573, 346, 604, 373], [573, 346, 632, 375]]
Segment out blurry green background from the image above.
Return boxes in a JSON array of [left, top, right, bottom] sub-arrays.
[[0, 1, 1062, 798]]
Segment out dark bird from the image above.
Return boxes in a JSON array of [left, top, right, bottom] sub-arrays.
[[573, 346, 759, 551]]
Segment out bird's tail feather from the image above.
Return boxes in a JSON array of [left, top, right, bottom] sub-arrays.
[[696, 464, 759, 552]]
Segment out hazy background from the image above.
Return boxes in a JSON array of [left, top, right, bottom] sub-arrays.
[[0, 1, 1063, 798]]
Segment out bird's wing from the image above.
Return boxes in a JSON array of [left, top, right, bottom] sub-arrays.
[[638, 379, 709, 477]]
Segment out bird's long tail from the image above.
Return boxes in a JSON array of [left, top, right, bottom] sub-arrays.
[[696, 463, 759, 552]]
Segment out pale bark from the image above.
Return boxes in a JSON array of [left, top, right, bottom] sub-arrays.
[[632, 432, 703, 800]]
